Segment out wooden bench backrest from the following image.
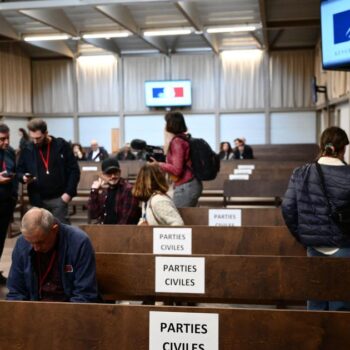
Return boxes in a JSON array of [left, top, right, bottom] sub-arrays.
[[81, 225, 303, 255], [96, 253, 350, 303], [177, 207, 285, 225], [0, 302, 348, 350]]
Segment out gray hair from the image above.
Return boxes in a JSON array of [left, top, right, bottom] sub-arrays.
[[21, 207, 55, 234]]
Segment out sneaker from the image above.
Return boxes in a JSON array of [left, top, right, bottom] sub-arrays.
[[0, 273, 7, 285]]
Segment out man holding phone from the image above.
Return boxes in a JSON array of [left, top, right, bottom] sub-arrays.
[[0, 123, 17, 285], [17, 119, 80, 224]]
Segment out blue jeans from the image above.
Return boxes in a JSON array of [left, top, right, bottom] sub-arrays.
[[307, 247, 350, 311], [173, 178, 202, 208]]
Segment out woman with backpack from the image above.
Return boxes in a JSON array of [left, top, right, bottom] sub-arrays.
[[149, 111, 202, 208], [282, 126, 350, 311]]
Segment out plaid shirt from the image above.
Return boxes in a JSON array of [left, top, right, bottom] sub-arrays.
[[88, 178, 141, 224]]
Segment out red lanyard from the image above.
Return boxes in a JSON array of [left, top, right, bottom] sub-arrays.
[[38, 141, 51, 174], [37, 250, 57, 297], [1, 160, 5, 171]]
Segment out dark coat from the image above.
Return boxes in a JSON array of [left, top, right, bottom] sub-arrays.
[[17, 137, 80, 206], [282, 162, 350, 247], [233, 144, 254, 159], [0, 146, 18, 200], [87, 147, 109, 161], [7, 223, 99, 302]]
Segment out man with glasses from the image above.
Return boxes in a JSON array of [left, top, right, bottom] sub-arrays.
[[0, 123, 17, 285], [88, 158, 140, 224], [17, 119, 80, 224]]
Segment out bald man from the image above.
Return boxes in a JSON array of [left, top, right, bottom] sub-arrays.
[[7, 208, 99, 302], [87, 140, 109, 162]]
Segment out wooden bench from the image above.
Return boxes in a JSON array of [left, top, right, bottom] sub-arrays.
[[81, 225, 304, 256], [0, 302, 348, 349], [96, 253, 350, 304], [178, 207, 285, 226]]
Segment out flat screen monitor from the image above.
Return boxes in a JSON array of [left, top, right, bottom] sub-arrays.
[[145, 80, 192, 107], [321, 0, 350, 70]]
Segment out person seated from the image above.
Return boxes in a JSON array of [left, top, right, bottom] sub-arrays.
[[219, 141, 234, 160], [132, 164, 184, 226], [88, 158, 140, 224], [72, 143, 86, 161], [87, 140, 109, 162], [116, 143, 136, 161], [233, 137, 254, 159], [7, 207, 99, 302]]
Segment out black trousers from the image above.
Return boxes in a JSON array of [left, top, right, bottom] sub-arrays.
[[0, 199, 16, 260]]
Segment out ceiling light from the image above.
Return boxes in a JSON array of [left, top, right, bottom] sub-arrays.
[[121, 49, 159, 55], [143, 28, 192, 36], [206, 25, 257, 34], [23, 34, 71, 42], [82, 31, 130, 39]]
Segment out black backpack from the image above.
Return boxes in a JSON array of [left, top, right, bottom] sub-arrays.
[[176, 134, 220, 181]]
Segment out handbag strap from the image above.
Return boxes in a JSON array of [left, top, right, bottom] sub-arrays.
[[315, 162, 334, 214]]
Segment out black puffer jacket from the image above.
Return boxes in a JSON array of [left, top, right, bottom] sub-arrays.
[[282, 162, 350, 247]]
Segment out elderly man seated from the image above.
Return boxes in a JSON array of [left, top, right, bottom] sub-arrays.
[[7, 207, 99, 302]]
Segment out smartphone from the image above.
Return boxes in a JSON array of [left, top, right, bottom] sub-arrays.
[[2, 172, 15, 178], [24, 173, 34, 178]]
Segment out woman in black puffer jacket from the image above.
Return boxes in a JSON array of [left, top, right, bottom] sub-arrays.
[[282, 126, 350, 311]]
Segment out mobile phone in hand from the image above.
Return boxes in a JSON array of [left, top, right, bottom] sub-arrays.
[[2, 172, 15, 178], [24, 173, 34, 179]]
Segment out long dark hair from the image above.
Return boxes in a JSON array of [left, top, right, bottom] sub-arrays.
[[318, 126, 349, 158], [19, 128, 30, 140]]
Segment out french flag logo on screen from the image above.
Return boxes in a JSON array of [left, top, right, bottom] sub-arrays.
[[152, 87, 184, 99], [333, 9, 350, 44]]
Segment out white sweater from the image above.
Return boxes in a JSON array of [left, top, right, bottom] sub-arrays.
[[139, 193, 184, 226]]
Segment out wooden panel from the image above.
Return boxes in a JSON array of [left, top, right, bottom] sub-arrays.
[[0, 302, 349, 350], [82, 225, 304, 256], [178, 207, 285, 226], [96, 254, 350, 303]]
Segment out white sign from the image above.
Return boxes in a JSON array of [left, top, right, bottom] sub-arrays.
[[234, 168, 253, 175], [82, 166, 98, 171], [229, 174, 249, 180], [155, 257, 205, 294], [208, 209, 242, 227], [237, 164, 255, 170], [153, 228, 192, 255], [149, 311, 219, 350]]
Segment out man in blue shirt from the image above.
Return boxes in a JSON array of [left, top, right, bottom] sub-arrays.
[[7, 207, 99, 302]]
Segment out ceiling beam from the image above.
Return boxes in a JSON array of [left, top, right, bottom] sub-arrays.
[[175, 1, 219, 54], [258, 0, 269, 50], [0, 14, 20, 40], [0, 0, 180, 11], [269, 30, 284, 49], [25, 40, 74, 58], [83, 38, 120, 56], [267, 19, 320, 29], [249, 32, 263, 49], [96, 4, 168, 54], [20, 9, 78, 36]]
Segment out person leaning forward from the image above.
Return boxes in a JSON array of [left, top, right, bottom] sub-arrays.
[[7, 207, 99, 302], [16, 119, 80, 224]]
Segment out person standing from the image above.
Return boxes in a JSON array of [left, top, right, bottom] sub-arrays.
[[88, 158, 140, 224], [282, 126, 350, 311], [150, 111, 202, 208], [0, 123, 17, 285], [17, 119, 80, 224]]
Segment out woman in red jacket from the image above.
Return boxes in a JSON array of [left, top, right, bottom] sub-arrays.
[[150, 111, 202, 208]]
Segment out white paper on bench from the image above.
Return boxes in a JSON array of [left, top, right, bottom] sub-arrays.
[[237, 164, 255, 170], [234, 169, 252, 175], [155, 256, 205, 294], [208, 209, 242, 226], [150, 311, 219, 350], [229, 174, 249, 180], [153, 227, 192, 255], [82, 166, 98, 171]]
